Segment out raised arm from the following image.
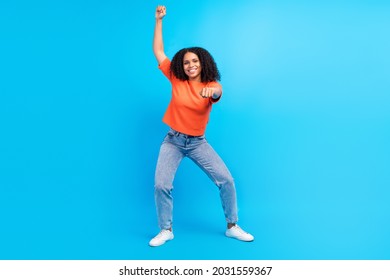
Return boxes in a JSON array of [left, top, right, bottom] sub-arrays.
[[153, 5, 167, 64]]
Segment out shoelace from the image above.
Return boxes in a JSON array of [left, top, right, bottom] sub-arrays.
[[232, 225, 248, 234]]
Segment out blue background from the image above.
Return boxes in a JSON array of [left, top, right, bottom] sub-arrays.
[[1, 0, 389, 260]]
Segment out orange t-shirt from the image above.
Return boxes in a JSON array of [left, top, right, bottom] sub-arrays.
[[158, 58, 222, 136]]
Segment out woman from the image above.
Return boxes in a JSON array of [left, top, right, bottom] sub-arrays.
[[150, 5, 254, 247]]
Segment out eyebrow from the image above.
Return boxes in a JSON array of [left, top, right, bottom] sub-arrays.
[[183, 58, 198, 62]]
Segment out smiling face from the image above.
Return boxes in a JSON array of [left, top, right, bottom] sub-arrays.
[[183, 52, 202, 82]]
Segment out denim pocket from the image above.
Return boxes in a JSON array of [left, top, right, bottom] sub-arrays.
[[195, 135, 206, 142], [163, 130, 176, 144]]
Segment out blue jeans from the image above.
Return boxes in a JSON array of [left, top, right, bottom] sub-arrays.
[[154, 128, 238, 230]]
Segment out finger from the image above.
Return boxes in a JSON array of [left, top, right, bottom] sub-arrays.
[[201, 88, 211, 98], [205, 87, 212, 98], [157, 5, 165, 13]]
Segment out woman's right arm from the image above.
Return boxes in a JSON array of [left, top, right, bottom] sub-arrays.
[[153, 5, 167, 64]]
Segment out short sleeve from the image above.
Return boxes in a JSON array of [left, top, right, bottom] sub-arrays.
[[158, 58, 172, 80]]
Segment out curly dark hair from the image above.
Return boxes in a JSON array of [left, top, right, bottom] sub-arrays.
[[170, 47, 221, 82]]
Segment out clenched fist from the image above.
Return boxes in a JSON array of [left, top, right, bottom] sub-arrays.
[[155, 5, 166, 19], [199, 87, 221, 99]]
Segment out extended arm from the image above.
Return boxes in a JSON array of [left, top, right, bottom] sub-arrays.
[[153, 5, 167, 64]]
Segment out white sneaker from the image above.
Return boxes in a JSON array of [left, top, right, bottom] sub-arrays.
[[225, 225, 254, 242], [149, 230, 174, 247]]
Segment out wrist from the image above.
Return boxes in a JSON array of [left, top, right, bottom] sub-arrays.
[[212, 92, 221, 99], [212, 87, 221, 99]]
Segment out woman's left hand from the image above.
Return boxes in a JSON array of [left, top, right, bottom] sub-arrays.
[[199, 87, 221, 99]]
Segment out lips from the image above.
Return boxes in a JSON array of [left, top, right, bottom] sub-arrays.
[[188, 68, 197, 74]]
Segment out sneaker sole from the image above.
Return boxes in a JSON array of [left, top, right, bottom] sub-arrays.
[[225, 233, 254, 242]]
